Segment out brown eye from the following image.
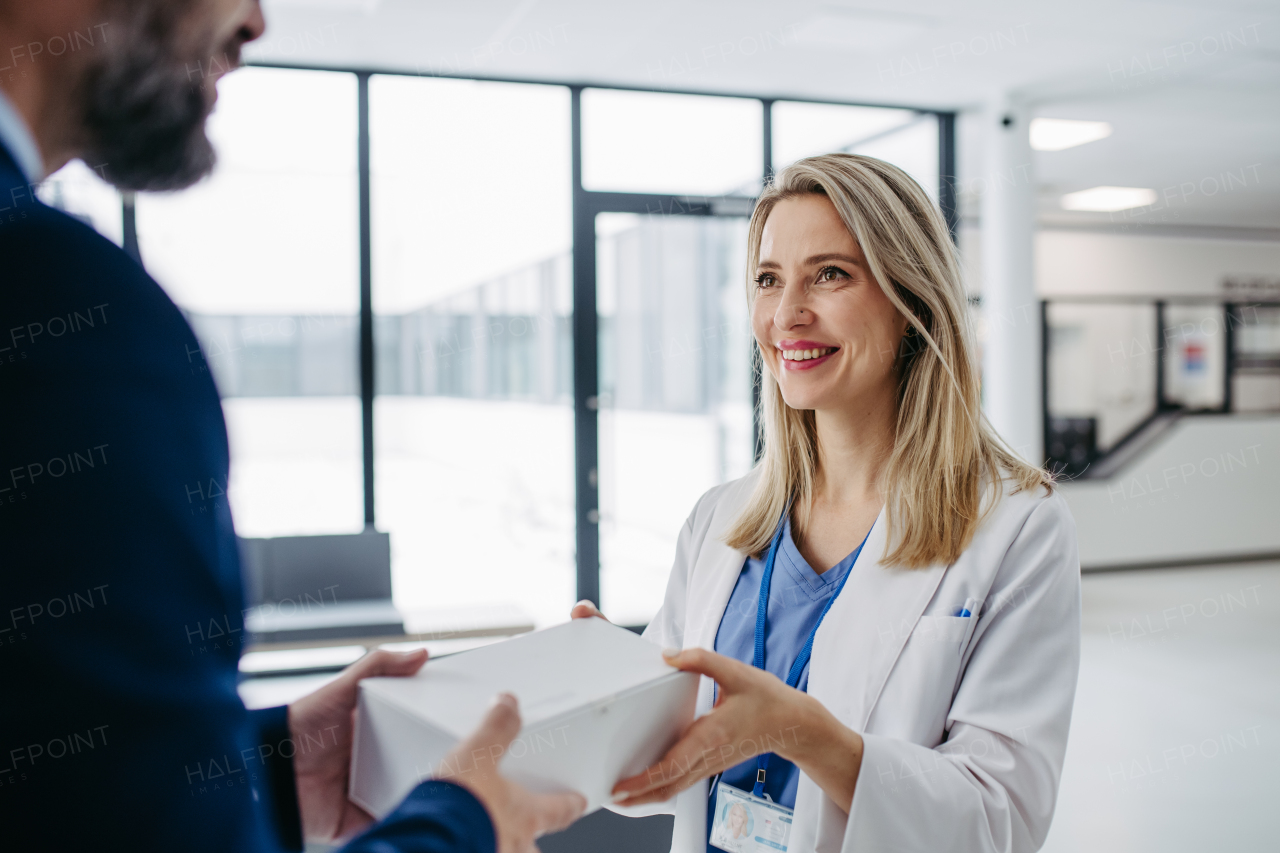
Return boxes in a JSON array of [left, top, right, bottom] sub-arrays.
[[819, 266, 848, 282], [754, 273, 777, 288]]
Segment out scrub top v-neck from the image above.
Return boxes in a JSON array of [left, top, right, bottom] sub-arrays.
[[706, 517, 866, 850]]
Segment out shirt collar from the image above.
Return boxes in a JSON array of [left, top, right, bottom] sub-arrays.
[[0, 88, 45, 183]]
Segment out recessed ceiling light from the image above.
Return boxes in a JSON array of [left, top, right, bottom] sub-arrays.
[[266, 0, 381, 12], [792, 13, 931, 51], [1060, 186, 1157, 212], [1030, 118, 1113, 152]]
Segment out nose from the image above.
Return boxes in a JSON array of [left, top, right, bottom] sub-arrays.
[[241, 1, 267, 45], [773, 281, 811, 331]]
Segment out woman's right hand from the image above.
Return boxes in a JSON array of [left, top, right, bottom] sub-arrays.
[[569, 600, 609, 622]]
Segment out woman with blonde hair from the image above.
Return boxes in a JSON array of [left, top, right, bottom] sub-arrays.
[[574, 153, 1080, 853]]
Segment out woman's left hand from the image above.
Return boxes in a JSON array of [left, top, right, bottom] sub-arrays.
[[611, 648, 840, 807]]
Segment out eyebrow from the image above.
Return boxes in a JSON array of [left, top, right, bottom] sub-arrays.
[[806, 253, 862, 266], [757, 253, 862, 270]]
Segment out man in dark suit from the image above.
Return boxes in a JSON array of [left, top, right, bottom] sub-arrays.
[[0, 1, 584, 850]]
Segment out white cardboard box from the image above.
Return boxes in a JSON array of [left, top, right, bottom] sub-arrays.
[[349, 618, 698, 818]]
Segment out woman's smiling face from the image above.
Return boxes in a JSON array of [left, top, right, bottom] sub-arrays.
[[752, 194, 908, 414]]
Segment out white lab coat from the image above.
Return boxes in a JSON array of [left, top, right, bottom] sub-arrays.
[[619, 468, 1081, 853]]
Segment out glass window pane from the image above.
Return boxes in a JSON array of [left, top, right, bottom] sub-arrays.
[[773, 101, 938, 200], [582, 89, 762, 196], [596, 213, 754, 627], [370, 76, 574, 628], [850, 113, 939, 202], [134, 67, 363, 537], [37, 160, 123, 246], [1232, 305, 1280, 412], [1046, 303, 1158, 472]]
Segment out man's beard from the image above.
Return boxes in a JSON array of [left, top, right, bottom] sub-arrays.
[[77, 1, 232, 192]]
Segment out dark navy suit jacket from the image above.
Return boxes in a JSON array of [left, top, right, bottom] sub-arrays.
[[0, 143, 494, 852]]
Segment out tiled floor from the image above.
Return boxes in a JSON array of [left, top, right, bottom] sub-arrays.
[[1042, 561, 1280, 853]]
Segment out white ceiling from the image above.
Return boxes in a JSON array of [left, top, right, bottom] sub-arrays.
[[249, 0, 1280, 234]]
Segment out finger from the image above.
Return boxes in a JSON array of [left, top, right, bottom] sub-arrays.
[[611, 754, 699, 803], [611, 736, 711, 800], [453, 694, 521, 764], [611, 712, 745, 801], [661, 647, 750, 691], [333, 801, 376, 842], [339, 648, 429, 688], [613, 779, 690, 808], [612, 726, 738, 806], [570, 600, 607, 621], [529, 791, 587, 837]]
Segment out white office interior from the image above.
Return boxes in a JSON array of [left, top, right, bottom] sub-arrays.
[[39, 2, 1279, 851]]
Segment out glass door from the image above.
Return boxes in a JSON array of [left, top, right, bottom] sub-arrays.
[[595, 212, 754, 626]]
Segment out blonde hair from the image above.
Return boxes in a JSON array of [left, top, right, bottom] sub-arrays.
[[724, 154, 1050, 568]]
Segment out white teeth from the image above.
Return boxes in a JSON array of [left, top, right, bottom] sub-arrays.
[[781, 347, 834, 361]]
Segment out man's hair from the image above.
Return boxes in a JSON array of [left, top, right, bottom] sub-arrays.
[[78, 0, 226, 191]]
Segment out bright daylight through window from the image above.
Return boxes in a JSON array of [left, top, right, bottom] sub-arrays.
[[37, 69, 940, 631]]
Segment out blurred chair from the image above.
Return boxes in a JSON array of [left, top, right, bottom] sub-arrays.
[[1045, 416, 1098, 478], [238, 531, 404, 645]]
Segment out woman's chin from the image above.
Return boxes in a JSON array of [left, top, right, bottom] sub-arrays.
[[778, 388, 829, 412]]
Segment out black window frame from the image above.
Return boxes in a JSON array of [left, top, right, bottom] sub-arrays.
[[183, 61, 960, 607]]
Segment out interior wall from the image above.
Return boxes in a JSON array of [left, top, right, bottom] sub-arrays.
[[1035, 230, 1280, 298], [1058, 414, 1280, 568], [958, 226, 1280, 299], [960, 227, 1280, 567]]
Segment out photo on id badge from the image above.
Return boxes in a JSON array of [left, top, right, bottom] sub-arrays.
[[711, 784, 792, 852]]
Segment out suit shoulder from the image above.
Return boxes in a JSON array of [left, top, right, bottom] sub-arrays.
[[1, 200, 148, 286], [0, 201, 185, 328]]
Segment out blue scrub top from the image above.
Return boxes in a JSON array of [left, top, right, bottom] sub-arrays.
[[706, 517, 865, 849]]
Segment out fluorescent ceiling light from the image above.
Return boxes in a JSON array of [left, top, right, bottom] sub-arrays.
[[792, 13, 930, 50], [1030, 118, 1112, 151], [1060, 186, 1157, 212], [265, 0, 381, 12]]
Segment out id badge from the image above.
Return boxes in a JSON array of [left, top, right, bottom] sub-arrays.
[[709, 781, 793, 852]]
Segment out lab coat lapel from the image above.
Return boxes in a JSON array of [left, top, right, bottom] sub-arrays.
[[682, 515, 750, 722], [685, 513, 749, 652], [807, 509, 949, 730]]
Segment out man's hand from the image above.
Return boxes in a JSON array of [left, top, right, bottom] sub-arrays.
[[288, 647, 430, 842], [437, 693, 587, 853]]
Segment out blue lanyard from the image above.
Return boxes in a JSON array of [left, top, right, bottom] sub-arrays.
[[748, 512, 869, 797]]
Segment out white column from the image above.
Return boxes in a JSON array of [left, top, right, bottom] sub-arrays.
[[981, 95, 1042, 463]]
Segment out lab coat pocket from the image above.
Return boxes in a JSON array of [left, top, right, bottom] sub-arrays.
[[911, 614, 971, 652], [879, 615, 971, 739]]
